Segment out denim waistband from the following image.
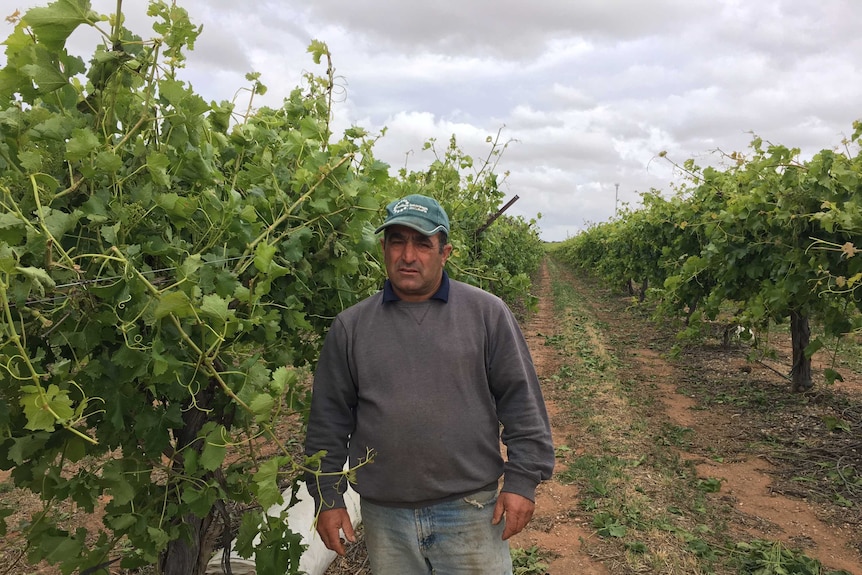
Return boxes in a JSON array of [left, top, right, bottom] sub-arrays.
[[361, 480, 499, 509]]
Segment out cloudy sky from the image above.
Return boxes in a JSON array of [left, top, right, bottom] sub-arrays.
[[5, 1, 862, 241]]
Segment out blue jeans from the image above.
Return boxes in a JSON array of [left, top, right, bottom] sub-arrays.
[[361, 488, 513, 575]]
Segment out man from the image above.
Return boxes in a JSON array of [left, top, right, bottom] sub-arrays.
[[304, 194, 555, 574]]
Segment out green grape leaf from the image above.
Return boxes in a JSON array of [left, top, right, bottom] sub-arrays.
[[95, 150, 123, 172], [20, 384, 74, 430], [249, 393, 274, 423], [21, 61, 67, 93], [24, 0, 92, 51], [307, 39, 329, 64], [200, 426, 227, 471], [270, 366, 296, 394], [147, 151, 171, 187], [235, 511, 263, 559], [65, 127, 100, 161], [154, 290, 192, 320], [252, 457, 286, 509], [102, 465, 136, 506], [200, 293, 230, 325]]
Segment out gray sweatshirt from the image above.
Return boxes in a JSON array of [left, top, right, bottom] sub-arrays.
[[304, 273, 555, 509]]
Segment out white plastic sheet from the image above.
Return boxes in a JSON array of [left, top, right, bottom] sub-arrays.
[[205, 482, 361, 575]]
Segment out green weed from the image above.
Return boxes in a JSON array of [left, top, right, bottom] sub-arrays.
[[592, 512, 627, 538], [733, 539, 852, 575], [656, 423, 694, 447], [510, 545, 554, 574]]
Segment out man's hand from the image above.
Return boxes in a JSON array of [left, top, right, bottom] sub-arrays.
[[315, 507, 356, 556], [492, 491, 535, 540]]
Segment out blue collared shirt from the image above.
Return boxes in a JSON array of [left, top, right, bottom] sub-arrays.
[[382, 270, 450, 303]]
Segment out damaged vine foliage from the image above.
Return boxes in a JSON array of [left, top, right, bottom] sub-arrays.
[[0, 1, 388, 573]]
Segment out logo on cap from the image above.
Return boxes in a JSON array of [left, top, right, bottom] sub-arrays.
[[393, 199, 430, 215]]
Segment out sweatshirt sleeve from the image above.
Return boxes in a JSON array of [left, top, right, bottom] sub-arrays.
[[489, 304, 556, 501], [303, 317, 357, 510]]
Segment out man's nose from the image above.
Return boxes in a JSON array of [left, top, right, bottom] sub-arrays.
[[401, 240, 417, 262]]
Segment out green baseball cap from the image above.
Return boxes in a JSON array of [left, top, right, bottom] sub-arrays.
[[374, 194, 450, 236]]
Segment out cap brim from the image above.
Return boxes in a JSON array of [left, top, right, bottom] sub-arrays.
[[374, 216, 447, 236]]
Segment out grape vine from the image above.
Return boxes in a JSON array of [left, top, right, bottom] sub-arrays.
[[555, 126, 862, 392], [0, 1, 544, 573]]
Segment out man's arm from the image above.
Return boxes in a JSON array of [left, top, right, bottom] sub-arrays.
[[489, 304, 556, 501], [304, 318, 358, 509]]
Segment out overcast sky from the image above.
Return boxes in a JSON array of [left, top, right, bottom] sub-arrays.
[[6, 1, 862, 241]]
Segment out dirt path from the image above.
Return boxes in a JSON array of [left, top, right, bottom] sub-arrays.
[[510, 258, 862, 574], [510, 262, 611, 574]]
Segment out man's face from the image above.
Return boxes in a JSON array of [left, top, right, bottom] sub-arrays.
[[382, 225, 452, 301]]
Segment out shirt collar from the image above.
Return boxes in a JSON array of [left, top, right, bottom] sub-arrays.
[[382, 270, 450, 303]]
